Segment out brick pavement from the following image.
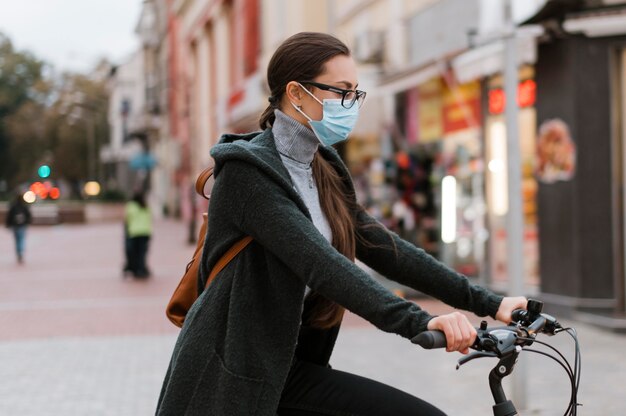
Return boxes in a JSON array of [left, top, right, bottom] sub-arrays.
[[1, 220, 625, 415]]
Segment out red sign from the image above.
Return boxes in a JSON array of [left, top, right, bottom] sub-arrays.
[[442, 81, 481, 133], [488, 79, 536, 115]]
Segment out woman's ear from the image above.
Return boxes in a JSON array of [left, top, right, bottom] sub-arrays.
[[285, 81, 302, 106]]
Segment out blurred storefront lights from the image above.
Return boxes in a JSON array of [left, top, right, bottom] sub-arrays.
[[23, 191, 36, 204], [49, 187, 60, 200], [29, 181, 58, 200], [84, 181, 101, 197], [441, 175, 457, 244], [38, 165, 51, 178], [489, 121, 508, 216]]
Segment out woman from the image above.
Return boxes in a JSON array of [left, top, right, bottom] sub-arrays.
[[156, 32, 526, 415], [124, 192, 152, 278]]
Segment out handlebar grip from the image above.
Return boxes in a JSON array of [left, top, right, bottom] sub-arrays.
[[511, 308, 528, 322], [411, 330, 447, 349]]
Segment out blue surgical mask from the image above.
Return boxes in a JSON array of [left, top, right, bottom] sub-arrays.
[[291, 83, 359, 146]]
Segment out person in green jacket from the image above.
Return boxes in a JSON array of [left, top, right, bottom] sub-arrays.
[[124, 192, 152, 278], [156, 32, 527, 415]]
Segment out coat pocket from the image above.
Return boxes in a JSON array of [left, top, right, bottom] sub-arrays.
[[187, 349, 264, 415]]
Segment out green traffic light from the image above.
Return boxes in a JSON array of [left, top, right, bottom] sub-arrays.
[[38, 165, 51, 178]]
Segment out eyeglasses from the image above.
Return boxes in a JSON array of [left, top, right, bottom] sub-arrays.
[[298, 81, 367, 109]]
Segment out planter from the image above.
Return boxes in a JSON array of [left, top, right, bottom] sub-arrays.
[[0, 202, 127, 225], [85, 202, 125, 223]]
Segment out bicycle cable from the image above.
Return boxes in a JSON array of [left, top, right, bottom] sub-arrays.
[[522, 348, 576, 415], [560, 328, 582, 415], [518, 328, 582, 416]]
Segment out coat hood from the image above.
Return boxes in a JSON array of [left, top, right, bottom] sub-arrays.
[[211, 129, 282, 178], [210, 129, 301, 212], [210, 128, 353, 219]]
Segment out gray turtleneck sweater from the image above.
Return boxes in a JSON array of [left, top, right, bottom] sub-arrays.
[[273, 110, 332, 243], [273, 110, 332, 299]]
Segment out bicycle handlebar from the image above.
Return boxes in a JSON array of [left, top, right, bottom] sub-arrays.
[[412, 329, 448, 349], [411, 304, 561, 353], [410, 300, 580, 415]]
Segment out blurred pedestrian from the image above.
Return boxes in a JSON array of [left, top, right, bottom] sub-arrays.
[[124, 192, 152, 278], [5, 192, 32, 264], [122, 222, 132, 277], [156, 32, 527, 415]]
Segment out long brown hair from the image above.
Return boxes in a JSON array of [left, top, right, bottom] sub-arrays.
[[260, 32, 353, 328]]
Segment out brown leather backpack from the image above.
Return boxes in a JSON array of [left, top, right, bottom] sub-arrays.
[[166, 166, 252, 328]]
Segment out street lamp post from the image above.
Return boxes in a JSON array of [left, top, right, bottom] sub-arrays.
[[504, 0, 527, 409]]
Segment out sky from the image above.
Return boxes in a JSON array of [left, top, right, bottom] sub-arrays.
[[0, 0, 143, 73]]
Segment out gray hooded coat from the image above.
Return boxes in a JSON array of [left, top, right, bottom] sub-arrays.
[[156, 128, 503, 415]]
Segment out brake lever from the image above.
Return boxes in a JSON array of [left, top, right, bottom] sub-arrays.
[[456, 351, 498, 369]]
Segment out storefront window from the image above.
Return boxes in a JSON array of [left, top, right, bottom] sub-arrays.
[[485, 66, 540, 289], [387, 77, 487, 278], [435, 129, 487, 278]]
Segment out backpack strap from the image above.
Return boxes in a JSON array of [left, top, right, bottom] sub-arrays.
[[206, 236, 254, 287], [195, 166, 214, 200], [194, 165, 254, 287]]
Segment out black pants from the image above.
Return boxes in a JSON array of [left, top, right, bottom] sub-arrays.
[[129, 236, 150, 277], [278, 359, 447, 416]]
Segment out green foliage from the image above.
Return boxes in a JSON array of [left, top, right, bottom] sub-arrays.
[[47, 73, 109, 186], [0, 33, 47, 188], [0, 34, 45, 116], [0, 32, 110, 197]]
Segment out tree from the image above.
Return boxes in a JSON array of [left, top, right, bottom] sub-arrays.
[[45, 73, 109, 197], [0, 32, 110, 199], [0, 33, 48, 191], [4, 100, 49, 185]]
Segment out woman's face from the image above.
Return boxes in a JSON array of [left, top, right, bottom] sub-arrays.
[[285, 54, 359, 122]]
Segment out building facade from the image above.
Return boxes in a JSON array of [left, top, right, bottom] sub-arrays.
[[125, 0, 626, 325], [102, 50, 147, 198], [103, 0, 171, 215], [167, 0, 330, 228], [333, 0, 626, 324], [523, 0, 626, 324], [136, 0, 178, 217], [330, 0, 546, 294]]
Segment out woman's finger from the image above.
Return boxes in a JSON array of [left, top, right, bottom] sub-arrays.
[[451, 314, 465, 352], [440, 319, 456, 352]]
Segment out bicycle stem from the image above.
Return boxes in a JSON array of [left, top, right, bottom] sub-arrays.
[[489, 350, 521, 416]]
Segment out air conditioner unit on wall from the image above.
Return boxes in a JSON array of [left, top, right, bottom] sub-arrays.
[[353, 30, 385, 64]]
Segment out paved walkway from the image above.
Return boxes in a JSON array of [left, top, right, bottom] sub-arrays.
[[1, 220, 624, 415]]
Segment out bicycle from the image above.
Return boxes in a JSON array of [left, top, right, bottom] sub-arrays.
[[411, 299, 582, 416]]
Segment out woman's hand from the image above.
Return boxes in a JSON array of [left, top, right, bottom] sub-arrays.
[[495, 297, 528, 324], [426, 312, 477, 354]]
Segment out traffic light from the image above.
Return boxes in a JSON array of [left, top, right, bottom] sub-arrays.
[[38, 165, 51, 178]]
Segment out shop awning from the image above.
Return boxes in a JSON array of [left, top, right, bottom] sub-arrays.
[[521, 0, 626, 37], [377, 64, 441, 96], [563, 6, 626, 37], [521, 0, 585, 25], [451, 25, 544, 84], [377, 24, 544, 96]]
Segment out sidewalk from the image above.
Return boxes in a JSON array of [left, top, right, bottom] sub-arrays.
[[0, 220, 624, 415]]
